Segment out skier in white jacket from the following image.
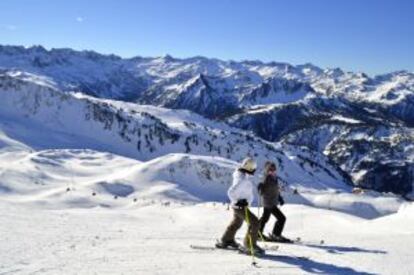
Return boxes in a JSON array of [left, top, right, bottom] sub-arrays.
[[216, 157, 264, 255]]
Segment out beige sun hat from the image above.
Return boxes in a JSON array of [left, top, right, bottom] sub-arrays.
[[240, 157, 257, 173]]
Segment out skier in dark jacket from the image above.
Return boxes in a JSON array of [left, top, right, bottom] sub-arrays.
[[258, 161, 291, 242]]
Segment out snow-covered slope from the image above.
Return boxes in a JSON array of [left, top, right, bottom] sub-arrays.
[[0, 69, 351, 190], [227, 96, 414, 197], [1, 45, 413, 196], [0, 144, 401, 218], [1, 198, 413, 274], [0, 68, 405, 217]]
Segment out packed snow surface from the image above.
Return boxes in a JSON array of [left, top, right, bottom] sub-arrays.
[[1, 200, 413, 274]]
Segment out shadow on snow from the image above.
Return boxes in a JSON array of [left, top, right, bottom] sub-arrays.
[[261, 254, 377, 275], [303, 244, 387, 255]]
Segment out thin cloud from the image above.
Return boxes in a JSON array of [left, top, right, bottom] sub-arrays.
[[76, 17, 84, 23]]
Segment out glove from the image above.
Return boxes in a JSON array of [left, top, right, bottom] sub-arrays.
[[279, 196, 285, 206], [257, 183, 264, 194], [235, 199, 248, 208]]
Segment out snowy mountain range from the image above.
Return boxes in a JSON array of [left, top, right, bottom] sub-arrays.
[[0, 44, 413, 198], [2, 45, 414, 275]]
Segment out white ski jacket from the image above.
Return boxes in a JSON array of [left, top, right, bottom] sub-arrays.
[[227, 169, 255, 206]]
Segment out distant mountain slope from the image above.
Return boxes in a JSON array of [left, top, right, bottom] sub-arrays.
[[0, 69, 350, 192], [0, 45, 413, 197]]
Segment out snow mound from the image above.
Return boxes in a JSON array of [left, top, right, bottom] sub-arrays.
[[123, 154, 235, 202], [0, 141, 404, 219]]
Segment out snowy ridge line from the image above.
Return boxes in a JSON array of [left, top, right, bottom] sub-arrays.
[[0, 71, 351, 191]]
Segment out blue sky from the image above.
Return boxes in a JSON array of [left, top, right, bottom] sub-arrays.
[[0, 0, 413, 75]]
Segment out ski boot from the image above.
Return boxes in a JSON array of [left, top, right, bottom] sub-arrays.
[[239, 244, 265, 256], [268, 234, 293, 243], [215, 239, 240, 249], [259, 233, 272, 242]]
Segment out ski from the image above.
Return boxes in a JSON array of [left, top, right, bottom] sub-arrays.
[[190, 244, 216, 251], [189, 244, 310, 264], [261, 236, 325, 246], [259, 244, 279, 251], [190, 244, 238, 251], [259, 235, 295, 244], [294, 237, 325, 246], [189, 244, 276, 255], [264, 238, 294, 244], [237, 246, 266, 257]]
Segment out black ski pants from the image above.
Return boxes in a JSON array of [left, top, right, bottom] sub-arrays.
[[259, 205, 286, 236]]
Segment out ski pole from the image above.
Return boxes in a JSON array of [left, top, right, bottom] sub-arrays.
[[257, 196, 265, 242], [258, 231, 265, 242], [244, 207, 257, 266]]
